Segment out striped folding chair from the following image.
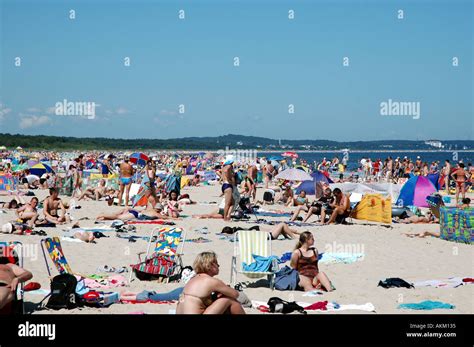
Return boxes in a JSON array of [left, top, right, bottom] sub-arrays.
[[130, 227, 186, 282], [230, 230, 277, 290], [0, 241, 24, 314], [41, 237, 73, 276]]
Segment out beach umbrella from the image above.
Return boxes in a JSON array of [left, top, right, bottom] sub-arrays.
[[275, 168, 313, 181], [396, 175, 437, 207], [86, 159, 97, 169], [27, 159, 39, 167], [16, 146, 23, 150], [296, 171, 334, 194], [269, 156, 284, 161], [29, 163, 53, 176], [130, 152, 149, 166], [0, 146, 6, 150], [12, 163, 28, 172], [282, 151, 298, 159]]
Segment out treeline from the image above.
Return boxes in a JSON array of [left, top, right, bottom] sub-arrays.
[[0, 133, 472, 151]]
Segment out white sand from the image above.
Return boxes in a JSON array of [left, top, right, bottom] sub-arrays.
[[1, 183, 472, 314]]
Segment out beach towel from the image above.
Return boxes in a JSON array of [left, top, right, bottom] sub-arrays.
[[398, 300, 455, 310], [302, 290, 324, 297], [304, 301, 328, 310], [251, 300, 375, 313], [242, 254, 281, 272], [279, 252, 292, 263], [274, 266, 299, 291], [255, 211, 292, 217], [413, 277, 465, 289], [319, 253, 365, 264]]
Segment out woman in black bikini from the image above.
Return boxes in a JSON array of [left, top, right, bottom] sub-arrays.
[[176, 252, 246, 314], [290, 232, 333, 292]]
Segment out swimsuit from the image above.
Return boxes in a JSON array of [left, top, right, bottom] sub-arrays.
[[297, 248, 319, 278], [179, 292, 214, 308], [129, 209, 139, 219], [120, 177, 132, 185], [222, 182, 233, 193]]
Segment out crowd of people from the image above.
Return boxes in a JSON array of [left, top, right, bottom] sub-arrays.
[[0, 149, 472, 314]]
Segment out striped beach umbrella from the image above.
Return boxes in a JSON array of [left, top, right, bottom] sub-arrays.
[[29, 163, 54, 176]]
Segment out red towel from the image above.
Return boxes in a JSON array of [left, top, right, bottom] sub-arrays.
[[304, 301, 328, 310], [462, 278, 474, 283], [23, 282, 41, 291]]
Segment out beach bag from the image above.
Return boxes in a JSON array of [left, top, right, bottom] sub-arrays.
[[46, 274, 82, 310], [274, 266, 299, 291], [267, 297, 307, 314], [263, 191, 274, 203]]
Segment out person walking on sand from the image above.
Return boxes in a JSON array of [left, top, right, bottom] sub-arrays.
[[118, 156, 134, 207], [221, 157, 236, 221], [451, 163, 470, 204]]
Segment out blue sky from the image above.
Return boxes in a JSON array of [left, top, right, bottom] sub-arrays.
[[1, 0, 472, 141]]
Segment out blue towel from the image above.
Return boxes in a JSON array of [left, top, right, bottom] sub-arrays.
[[242, 254, 280, 272], [398, 300, 455, 310], [279, 252, 323, 262]]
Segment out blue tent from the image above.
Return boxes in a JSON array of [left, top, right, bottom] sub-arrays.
[[427, 173, 440, 190], [296, 171, 333, 195]]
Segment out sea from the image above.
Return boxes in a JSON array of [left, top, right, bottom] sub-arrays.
[[258, 151, 474, 172]]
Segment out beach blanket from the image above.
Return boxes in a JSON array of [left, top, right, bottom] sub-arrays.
[[83, 275, 127, 289], [398, 300, 455, 310], [251, 300, 376, 313], [413, 277, 468, 289], [255, 211, 292, 217]]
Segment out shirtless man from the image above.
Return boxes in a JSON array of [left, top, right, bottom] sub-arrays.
[[443, 160, 451, 194], [0, 263, 32, 310], [16, 197, 39, 227], [247, 163, 258, 201], [264, 160, 275, 189], [221, 158, 236, 221], [118, 157, 134, 207], [78, 179, 107, 201], [451, 163, 469, 204], [322, 188, 351, 224], [43, 187, 68, 224]]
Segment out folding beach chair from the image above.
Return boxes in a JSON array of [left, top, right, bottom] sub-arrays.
[[230, 230, 278, 290], [130, 227, 186, 283], [0, 241, 24, 314], [41, 237, 73, 276]]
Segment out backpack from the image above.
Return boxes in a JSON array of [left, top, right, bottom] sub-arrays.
[[263, 191, 274, 202], [267, 297, 307, 314], [46, 274, 82, 310], [274, 266, 299, 291]]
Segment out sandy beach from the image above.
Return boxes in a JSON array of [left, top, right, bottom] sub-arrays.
[[1, 183, 472, 315]]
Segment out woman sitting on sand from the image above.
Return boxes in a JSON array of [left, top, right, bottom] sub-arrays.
[[164, 190, 182, 218], [287, 190, 308, 207], [290, 232, 333, 292], [176, 252, 246, 314]]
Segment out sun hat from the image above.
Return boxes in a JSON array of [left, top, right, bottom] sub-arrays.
[[223, 155, 234, 165]]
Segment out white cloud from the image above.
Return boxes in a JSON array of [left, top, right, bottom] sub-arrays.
[[0, 103, 12, 122], [26, 107, 41, 113], [19, 115, 52, 129], [115, 107, 129, 115], [45, 106, 56, 115]]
